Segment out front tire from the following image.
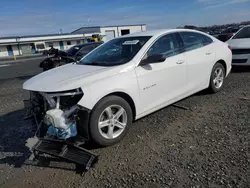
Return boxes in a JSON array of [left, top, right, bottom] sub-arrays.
[[209, 62, 225, 93], [89, 96, 132, 146]]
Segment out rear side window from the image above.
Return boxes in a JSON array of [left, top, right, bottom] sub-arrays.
[[202, 35, 213, 45], [147, 33, 183, 58], [179, 32, 204, 51]]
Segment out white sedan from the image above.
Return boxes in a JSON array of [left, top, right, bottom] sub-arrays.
[[23, 29, 232, 146], [227, 25, 250, 66]]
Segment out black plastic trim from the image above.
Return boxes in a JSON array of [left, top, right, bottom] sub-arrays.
[[76, 106, 91, 141], [34, 138, 98, 170]]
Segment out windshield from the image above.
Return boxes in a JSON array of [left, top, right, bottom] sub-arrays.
[[79, 36, 151, 66], [66, 45, 81, 56], [233, 26, 250, 39]]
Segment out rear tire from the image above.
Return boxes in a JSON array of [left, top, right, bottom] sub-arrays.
[[209, 62, 226, 93], [89, 96, 132, 146]]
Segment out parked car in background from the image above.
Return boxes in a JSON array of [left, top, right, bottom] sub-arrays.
[[39, 42, 103, 71], [217, 27, 240, 42], [227, 25, 250, 66], [24, 29, 232, 147]]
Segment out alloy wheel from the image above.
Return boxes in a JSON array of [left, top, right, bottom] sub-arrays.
[[213, 67, 224, 89], [98, 105, 127, 139]]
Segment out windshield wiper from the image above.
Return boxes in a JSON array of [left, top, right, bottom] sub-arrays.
[[77, 61, 103, 66], [91, 62, 103, 66]]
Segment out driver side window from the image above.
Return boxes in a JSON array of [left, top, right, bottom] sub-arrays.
[[146, 33, 182, 58]]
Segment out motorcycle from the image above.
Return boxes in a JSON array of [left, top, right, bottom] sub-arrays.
[[39, 42, 103, 71], [39, 49, 76, 71]]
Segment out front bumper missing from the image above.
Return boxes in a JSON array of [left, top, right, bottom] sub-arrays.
[[23, 99, 40, 120], [33, 138, 98, 171], [23, 97, 91, 141], [24, 97, 96, 171], [76, 107, 91, 141]]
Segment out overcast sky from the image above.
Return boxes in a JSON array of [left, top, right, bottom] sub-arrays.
[[0, 0, 250, 36]]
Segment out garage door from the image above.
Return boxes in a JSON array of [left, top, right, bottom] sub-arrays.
[[105, 30, 115, 41]]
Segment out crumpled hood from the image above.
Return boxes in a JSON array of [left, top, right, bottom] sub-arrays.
[[227, 38, 250, 49], [23, 64, 115, 92]]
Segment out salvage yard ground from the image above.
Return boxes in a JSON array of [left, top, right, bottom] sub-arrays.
[[0, 66, 249, 188]]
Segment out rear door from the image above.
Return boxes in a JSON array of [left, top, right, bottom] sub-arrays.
[[135, 33, 188, 114], [179, 32, 215, 92]]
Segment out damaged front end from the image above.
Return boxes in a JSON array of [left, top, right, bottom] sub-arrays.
[[24, 88, 97, 170], [24, 88, 88, 140]]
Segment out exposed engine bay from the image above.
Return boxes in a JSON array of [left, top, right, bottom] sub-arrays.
[[24, 89, 98, 171], [25, 88, 84, 140]]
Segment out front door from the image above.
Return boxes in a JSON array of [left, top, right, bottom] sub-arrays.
[[31, 43, 36, 54], [7, 45, 13, 56], [135, 33, 188, 114], [59, 41, 64, 50]]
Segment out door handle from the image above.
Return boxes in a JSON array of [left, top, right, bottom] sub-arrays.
[[176, 60, 185, 64], [206, 52, 211, 55]]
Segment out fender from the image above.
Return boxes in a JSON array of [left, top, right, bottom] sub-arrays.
[[77, 69, 141, 115]]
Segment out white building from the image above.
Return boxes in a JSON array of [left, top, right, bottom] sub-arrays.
[[0, 24, 146, 57], [0, 33, 92, 57], [71, 24, 147, 42]]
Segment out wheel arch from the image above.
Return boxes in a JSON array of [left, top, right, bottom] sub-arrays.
[[206, 59, 228, 89], [101, 91, 137, 121], [216, 59, 227, 74], [77, 90, 137, 141]]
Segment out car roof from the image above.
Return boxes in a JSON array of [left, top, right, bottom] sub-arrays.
[[119, 29, 207, 38]]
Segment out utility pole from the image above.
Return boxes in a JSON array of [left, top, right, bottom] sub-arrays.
[[87, 18, 90, 26]]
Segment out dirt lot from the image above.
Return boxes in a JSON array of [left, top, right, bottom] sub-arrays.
[[0, 67, 249, 188]]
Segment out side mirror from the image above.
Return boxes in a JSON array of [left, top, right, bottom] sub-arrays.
[[140, 54, 166, 65]]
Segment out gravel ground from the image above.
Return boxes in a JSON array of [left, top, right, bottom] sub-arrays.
[[0, 67, 249, 188]]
